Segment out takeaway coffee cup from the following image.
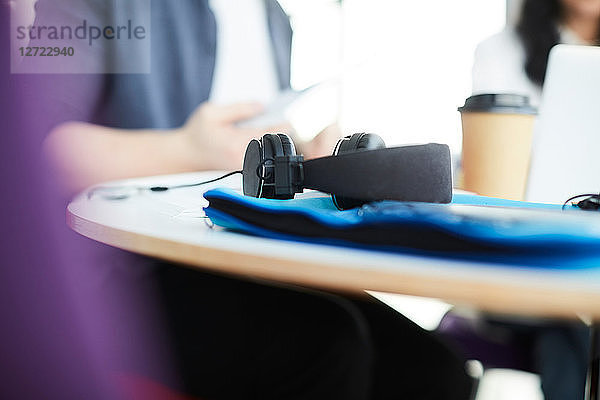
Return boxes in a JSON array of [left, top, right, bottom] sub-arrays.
[[459, 94, 537, 200]]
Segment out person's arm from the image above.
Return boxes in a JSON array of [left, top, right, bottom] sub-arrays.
[[44, 102, 265, 193]]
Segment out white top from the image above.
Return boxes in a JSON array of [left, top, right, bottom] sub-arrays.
[[208, 0, 280, 106], [472, 26, 588, 107]]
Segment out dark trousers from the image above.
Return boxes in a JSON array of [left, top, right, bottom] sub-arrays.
[[155, 263, 473, 400], [482, 317, 590, 400]]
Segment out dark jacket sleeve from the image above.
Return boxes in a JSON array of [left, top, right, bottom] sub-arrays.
[[266, 0, 293, 90]]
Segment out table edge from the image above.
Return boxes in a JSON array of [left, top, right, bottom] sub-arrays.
[[66, 204, 600, 320]]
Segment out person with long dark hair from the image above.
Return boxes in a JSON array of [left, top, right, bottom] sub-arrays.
[[473, 0, 600, 106], [460, 1, 599, 399]]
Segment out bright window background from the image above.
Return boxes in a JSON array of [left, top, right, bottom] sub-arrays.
[[279, 0, 507, 155]]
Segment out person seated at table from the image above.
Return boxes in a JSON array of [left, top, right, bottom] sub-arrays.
[[456, 1, 597, 398], [38, 2, 336, 194], [28, 0, 475, 399], [473, 0, 600, 107]]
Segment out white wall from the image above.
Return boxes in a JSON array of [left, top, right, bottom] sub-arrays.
[[281, 0, 507, 154]]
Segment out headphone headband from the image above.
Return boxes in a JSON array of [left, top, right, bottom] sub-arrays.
[[242, 133, 453, 209], [303, 144, 452, 203]]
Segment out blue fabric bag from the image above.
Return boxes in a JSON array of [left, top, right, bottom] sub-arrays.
[[204, 188, 600, 269]]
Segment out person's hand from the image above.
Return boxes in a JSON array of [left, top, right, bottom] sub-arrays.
[[178, 102, 266, 171]]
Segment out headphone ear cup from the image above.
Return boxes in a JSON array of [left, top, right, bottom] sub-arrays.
[[262, 133, 285, 159], [355, 133, 386, 151], [277, 133, 296, 156], [242, 139, 264, 198], [333, 135, 351, 156], [334, 133, 386, 155], [260, 134, 296, 200], [332, 133, 387, 210]]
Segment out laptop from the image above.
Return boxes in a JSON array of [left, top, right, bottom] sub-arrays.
[[526, 44, 600, 203]]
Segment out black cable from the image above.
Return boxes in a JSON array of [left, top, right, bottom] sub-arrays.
[[562, 193, 600, 210], [88, 170, 242, 200], [148, 170, 242, 192]]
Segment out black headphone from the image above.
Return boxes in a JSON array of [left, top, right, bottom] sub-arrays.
[[242, 132, 453, 210], [88, 132, 452, 207]]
